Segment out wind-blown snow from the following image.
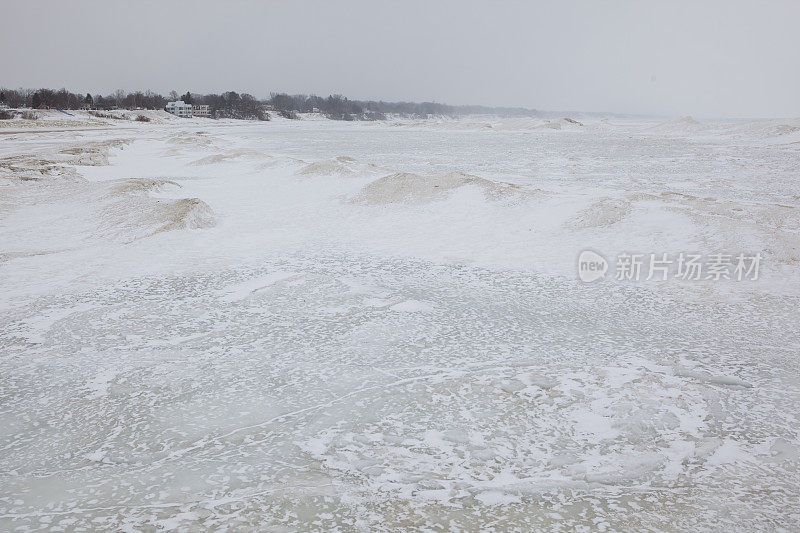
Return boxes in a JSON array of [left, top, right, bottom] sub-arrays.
[[1, 112, 799, 530]]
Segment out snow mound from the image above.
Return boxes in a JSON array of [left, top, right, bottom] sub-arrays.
[[99, 179, 215, 240], [533, 118, 584, 130], [58, 147, 110, 166], [58, 139, 131, 166], [351, 171, 532, 205], [297, 156, 369, 176], [0, 140, 129, 182], [773, 124, 800, 136], [393, 116, 586, 132], [106, 178, 181, 196], [648, 116, 706, 135], [728, 120, 800, 141], [568, 197, 631, 228], [0, 155, 81, 182], [168, 131, 213, 147], [154, 197, 216, 232], [191, 149, 269, 165]]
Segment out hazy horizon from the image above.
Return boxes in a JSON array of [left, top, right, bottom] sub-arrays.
[[2, 0, 800, 119]]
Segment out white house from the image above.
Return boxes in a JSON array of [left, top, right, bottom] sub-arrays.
[[165, 101, 192, 117]]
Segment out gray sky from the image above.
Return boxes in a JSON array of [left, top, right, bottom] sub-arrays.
[[2, 0, 799, 117]]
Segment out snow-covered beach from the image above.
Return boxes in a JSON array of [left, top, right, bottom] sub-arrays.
[[2, 111, 799, 530]]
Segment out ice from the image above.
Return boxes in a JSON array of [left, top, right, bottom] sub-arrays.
[[388, 299, 435, 313], [1, 114, 799, 530], [218, 271, 300, 302], [84, 368, 119, 399]]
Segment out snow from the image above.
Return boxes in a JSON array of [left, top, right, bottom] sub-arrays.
[[1, 114, 799, 530]]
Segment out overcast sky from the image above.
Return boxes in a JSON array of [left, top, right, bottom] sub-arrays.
[[2, 0, 799, 117]]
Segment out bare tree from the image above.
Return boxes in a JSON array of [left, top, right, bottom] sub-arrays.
[[114, 89, 126, 108]]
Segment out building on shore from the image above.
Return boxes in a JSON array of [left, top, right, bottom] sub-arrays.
[[165, 101, 192, 117], [192, 104, 210, 117]]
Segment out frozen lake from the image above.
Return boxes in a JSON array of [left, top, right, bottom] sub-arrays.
[[1, 114, 799, 530]]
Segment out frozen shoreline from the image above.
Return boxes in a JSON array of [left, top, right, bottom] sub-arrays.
[[1, 115, 799, 530]]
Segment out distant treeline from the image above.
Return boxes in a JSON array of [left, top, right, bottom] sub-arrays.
[[0, 87, 538, 121], [0, 88, 267, 120], [267, 93, 539, 120]]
